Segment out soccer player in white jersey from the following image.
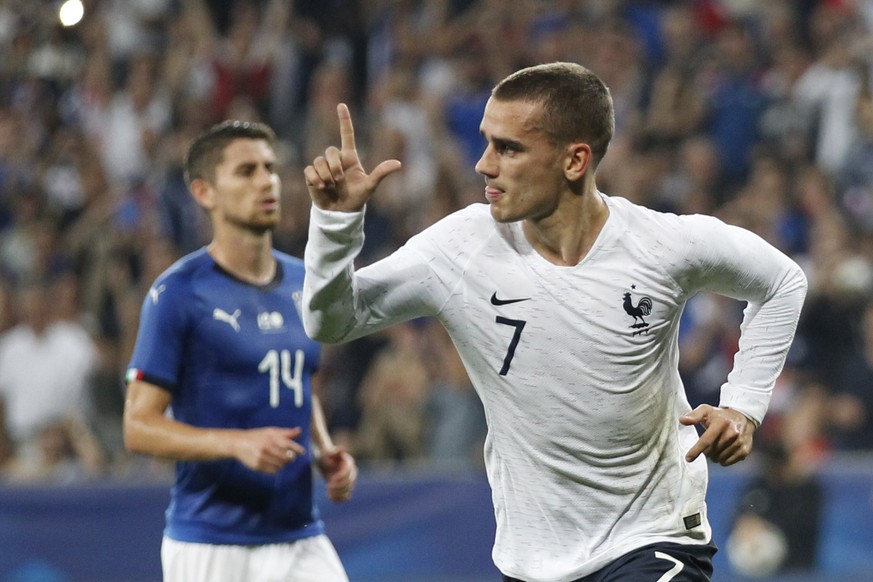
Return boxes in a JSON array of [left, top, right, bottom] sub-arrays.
[[123, 121, 357, 582], [301, 62, 808, 581]]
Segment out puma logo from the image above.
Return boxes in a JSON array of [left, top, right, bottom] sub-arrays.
[[213, 308, 241, 332]]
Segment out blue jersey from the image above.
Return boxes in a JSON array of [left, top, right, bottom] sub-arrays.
[[127, 248, 324, 545]]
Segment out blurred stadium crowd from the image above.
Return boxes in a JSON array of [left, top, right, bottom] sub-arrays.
[[0, 0, 871, 487]]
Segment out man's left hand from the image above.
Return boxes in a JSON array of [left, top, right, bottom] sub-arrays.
[[680, 405, 756, 466], [317, 447, 358, 502]]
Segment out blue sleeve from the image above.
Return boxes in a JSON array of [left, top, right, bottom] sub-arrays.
[[127, 278, 189, 393]]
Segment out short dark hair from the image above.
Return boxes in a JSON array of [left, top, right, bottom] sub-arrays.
[[184, 120, 277, 187], [492, 62, 615, 168]]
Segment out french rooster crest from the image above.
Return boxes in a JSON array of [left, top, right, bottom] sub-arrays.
[[622, 289, 652, 335]]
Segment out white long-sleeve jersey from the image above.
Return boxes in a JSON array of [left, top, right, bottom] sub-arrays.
[[302, 194, 807, 582]]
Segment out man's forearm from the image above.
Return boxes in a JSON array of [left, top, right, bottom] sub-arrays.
[[302, 205, 366, 343]]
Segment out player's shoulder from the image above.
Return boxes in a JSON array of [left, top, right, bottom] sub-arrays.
[[153, 247, 214, 286], [143, 247, 215, 318], [405, 203, 500, 258], [143, 248, 217, 307], [458, 202, 493, 223], [416, 203, 495, 240], [604, 194, 722, 234]]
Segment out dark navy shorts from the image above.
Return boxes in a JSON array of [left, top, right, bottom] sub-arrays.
[[502, 541, 717, 582]]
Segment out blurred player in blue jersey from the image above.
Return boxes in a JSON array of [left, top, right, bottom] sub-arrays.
[[123, 120, 356, 582]]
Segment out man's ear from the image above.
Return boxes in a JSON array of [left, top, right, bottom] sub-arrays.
[[564, 142, 592, 181], [189, 178, 215, 210]]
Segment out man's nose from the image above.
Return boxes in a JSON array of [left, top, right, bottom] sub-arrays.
[[475, 145, 495, 177], [255, 166, 274, 187]]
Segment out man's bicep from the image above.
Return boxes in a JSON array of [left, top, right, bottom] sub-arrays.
[[124, 379, 172, 419], [678, 216, 797, 301], [356, 245, 446, 318]]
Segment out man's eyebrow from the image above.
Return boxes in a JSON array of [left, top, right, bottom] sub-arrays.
[[480, 129, 522, 147], [493, 136, 525, 150], [234, 161, 257, 173], [233, 159, 275, 172]]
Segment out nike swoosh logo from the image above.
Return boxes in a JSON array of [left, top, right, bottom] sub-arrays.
[[490, 292, 531, 306]]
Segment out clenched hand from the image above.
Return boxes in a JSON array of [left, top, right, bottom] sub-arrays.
[[317, 446, 358, 502]]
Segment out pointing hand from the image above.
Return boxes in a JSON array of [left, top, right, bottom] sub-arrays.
[[304, 103, 402, 212], [680, 405, 756, 467]]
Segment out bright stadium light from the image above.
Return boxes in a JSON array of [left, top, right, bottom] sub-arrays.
[[58, 0, 84, 27]]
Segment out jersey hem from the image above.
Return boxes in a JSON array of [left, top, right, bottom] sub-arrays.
[[165, 520, 326, 546]]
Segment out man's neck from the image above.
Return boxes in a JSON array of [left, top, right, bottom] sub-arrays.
[[208, 231, 276, 285], [522, 189, 609, 267]]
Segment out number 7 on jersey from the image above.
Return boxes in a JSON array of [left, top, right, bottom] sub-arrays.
[[496, 316, 526, 376]]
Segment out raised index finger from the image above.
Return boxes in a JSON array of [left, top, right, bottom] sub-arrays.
[[337, 103, 356, 153]]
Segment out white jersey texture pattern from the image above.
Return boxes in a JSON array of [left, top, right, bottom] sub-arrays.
[[302, 193, 807, 582]]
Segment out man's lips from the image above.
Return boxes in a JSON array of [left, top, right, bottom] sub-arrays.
[[485, 186, 504, 202]]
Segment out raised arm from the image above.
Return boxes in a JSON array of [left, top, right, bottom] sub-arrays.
[[301, 103, 414, 343]]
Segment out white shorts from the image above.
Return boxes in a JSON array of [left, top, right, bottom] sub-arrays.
[[161, 534, 349, 582]]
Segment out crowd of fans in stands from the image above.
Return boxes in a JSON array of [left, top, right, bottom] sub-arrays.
[[0, 0, 871, 485]]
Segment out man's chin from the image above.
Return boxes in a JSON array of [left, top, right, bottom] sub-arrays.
[[242, 219, 278, 234], [489, 205, 516, 224]]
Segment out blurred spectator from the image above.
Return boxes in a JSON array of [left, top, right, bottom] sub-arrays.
[[699, 18, 768, 189], [294, 0, 369, 111], [421, 320, 486, 466], [440, 49, 491, 172], [156, 125, 210, 255], [588, 17, 648, 144], [775, 376, 831, 465], [316, 336, 388, 453], [0, 278, 100, 475], [667, 135, 724, 214], [0, 414, 105, 483], [0, 188, 47, 283], [638, 4, 707, 146], [204, 0, 288, 123], [367, 65, 441, 238], [101, 0, 171, 70], [271, 143, 311, 258], [353, 322, 430, 463], [678, 294, 742, 410], [302, 59, 354, 164], [758, 41, 815, 167], [0, 279, 13, 334], [94, 51, 171, 189], [838, 72, 873, 233], [828, 299, 873, 450], [791, 2, 864, 177], [727, 441, 823, 576], [796, 211, 872, 384], [725, 153, 808, 255]]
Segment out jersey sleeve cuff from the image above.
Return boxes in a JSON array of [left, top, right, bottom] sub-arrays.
[[718, 384, 769, 427], [311, 205, 366, 229], [125, 368, 176, 393]]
